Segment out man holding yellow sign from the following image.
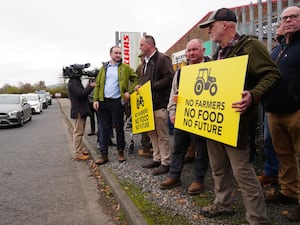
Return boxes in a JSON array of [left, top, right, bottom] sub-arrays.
[[135, 35, 174, 175], [198, 7, 281, 225]]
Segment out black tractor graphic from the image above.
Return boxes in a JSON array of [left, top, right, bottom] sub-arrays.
[[136, 93, 144, 109], [194, 68, 217, 96]]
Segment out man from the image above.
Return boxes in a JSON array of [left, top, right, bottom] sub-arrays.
[[160, 39, 209, 195], [264, 6, 300, 222], [136, 53, 152, 158], [68, 73, 95, 161], [135, 35, 174, 175], [93, 46, 139, 165], [199, 8, 281, 224], [258, 23, 285, 186]]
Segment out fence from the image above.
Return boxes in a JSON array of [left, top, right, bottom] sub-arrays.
[[236, 0, 300, 51], [234, 0, 300, 152]]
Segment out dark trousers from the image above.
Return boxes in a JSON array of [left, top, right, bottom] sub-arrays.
[[88, 102, 98, 133], [169, 128, 208, 183], [97, 98, 125, 155], [141, 132, 152, 150]]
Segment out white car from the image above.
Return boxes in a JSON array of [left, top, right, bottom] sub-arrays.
[[37, 93, 48, 109], [22, 93, 43, 114]]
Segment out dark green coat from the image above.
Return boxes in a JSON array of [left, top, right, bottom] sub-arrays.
[[94, 62, 139, 102], [212, 35, 281, 148]]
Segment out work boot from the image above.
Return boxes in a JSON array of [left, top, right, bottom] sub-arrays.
[[257, 173, 278, 185], [201, 204, 235, 218], [142, 160, 161, 168], [187, 182, 204, 195], [265, 191, 298, 205], [286, 206, 300, 222], [160, 177, 181, 190], [95, 155, 108, 165], [75, 154, 90, 161], [152, 164, 169, 176], [138, 149, 152, 158], [184, 146, 195, 164], [118, 150, 126, 162], [81, 149, 89, 155]]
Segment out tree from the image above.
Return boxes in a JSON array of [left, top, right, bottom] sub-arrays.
[[34, 81, 46, 90], [19, 83, 35, 93], [0, 84, 20, 94]]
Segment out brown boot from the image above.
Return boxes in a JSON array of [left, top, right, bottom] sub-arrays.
[[257, 174, 278, 185], [137, 149, 152, 158], [118, 150, 126, 162], [160, 177, 181, 190], [81, 149, 89, 155], [184, 145, 195, 164], [75, 154, 90, 161], [187, 182, 204, 195], [286, 206, 300, 222], [95, 155, 108, 165]]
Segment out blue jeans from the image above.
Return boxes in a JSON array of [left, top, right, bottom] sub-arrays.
[[263, 113, 279, 177]]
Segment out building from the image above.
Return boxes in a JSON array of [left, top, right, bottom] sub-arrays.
[[166, 0, 300, 69]]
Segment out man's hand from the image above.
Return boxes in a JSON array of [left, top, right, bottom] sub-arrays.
[[170, 114, 175, 124], [93, 101, 99, 111], [173, 94, 178, 104], [232, 91, 252, 114], [134, 85, 141, 92], [124, 92, 130, 101]]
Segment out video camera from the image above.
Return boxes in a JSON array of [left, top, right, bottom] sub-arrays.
[[62, 63, 98, 79]]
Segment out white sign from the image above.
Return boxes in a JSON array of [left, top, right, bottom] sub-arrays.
[[120, 32, 142, 70], [172, 49, 186, 65]]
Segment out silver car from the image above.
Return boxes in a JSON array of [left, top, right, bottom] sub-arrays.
[[0, 94, 32, 127], [22, 93, 43, 114]]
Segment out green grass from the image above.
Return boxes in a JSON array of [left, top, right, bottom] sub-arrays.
[[120, 180, 192, 225]]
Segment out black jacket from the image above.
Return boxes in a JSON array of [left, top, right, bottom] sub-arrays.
[[265, 30, 300, 113], [68, 77, 94, 119], [140, 51, 174, 110]]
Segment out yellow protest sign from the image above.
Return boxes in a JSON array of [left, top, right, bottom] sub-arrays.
[[175, 55, 248, 147], [130, 81, 155, 134]]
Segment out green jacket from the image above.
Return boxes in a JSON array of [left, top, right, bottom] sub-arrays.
[[94, 62, 139, 102], [212, 35, 281, 148]]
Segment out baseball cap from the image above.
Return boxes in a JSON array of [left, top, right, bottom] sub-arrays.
[[199, 8, 237, 28]]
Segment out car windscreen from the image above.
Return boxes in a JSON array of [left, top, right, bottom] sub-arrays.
[[24, 95, 38, 101], [0, 95, 20, 104]]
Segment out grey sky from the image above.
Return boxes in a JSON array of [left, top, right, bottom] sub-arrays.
[[0, 0, 257, 87]]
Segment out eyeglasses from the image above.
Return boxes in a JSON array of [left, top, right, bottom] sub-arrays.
[[280, 14, 299, 22]]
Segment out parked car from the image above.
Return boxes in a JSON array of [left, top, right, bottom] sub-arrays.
[[0, 94, 32, 127], [37, 93, 48, 109], [54, 92, 62, 98], [35, 90, 52, 105], [21, 93, 43, 114], [45, 92, 52, 105]]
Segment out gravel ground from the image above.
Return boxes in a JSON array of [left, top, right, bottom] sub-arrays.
[[85, 126, 297, 225]]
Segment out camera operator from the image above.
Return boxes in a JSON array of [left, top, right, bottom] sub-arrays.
[[66, 64, 96, 161]]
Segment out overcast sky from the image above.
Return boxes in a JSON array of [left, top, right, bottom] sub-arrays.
[[0, 0, 259, 87]]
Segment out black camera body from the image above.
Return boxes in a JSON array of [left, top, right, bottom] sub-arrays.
[[63, 63, 98, 79]]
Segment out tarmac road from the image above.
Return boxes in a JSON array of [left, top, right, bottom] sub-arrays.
[[0, 99, 115, 225]]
